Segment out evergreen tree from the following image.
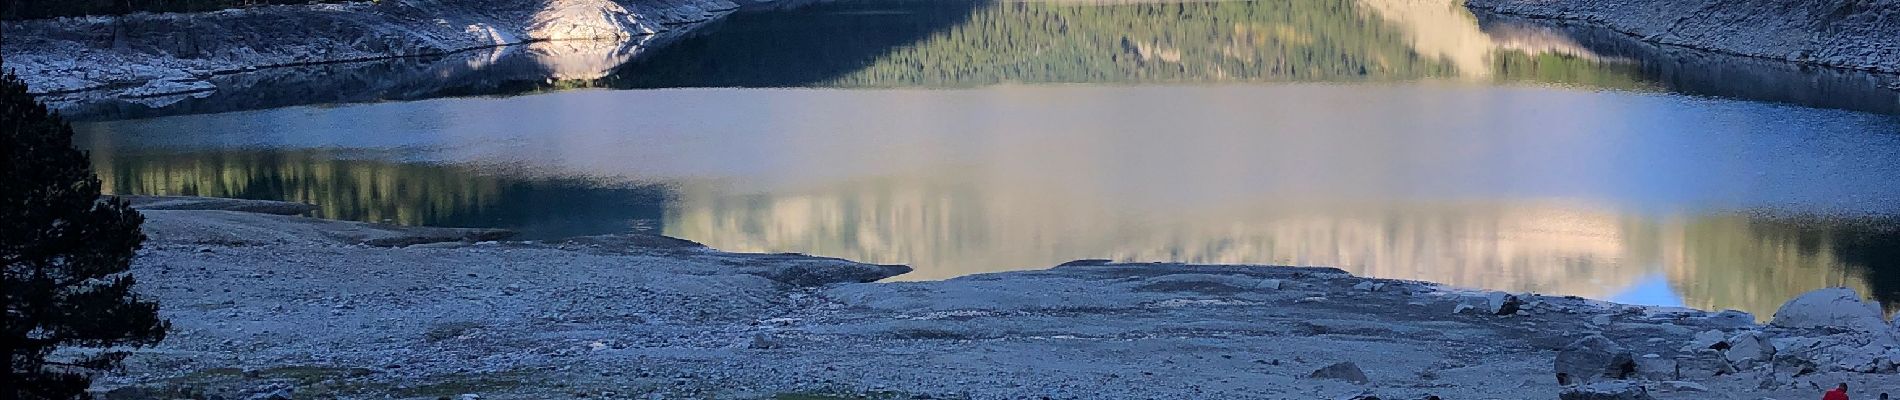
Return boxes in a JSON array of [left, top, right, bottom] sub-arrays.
[[1, 59, 169, 398]]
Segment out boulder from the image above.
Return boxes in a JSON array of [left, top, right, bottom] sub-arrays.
[[1687, 329, 1727, 350], [1632, 356, 1679, 381], [1724, 331, 1774, 367], [1673, 349, 1734, 379], [1765, 332, 1900, 373], [1770, 288, 1886, 332], [1308, 361, 1370, 383], [1486, 292, 1524, 315], [1555, 335, 1637, 384], [1559, 381, 1654, 400]]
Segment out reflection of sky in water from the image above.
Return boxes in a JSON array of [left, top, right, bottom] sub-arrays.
[[84, 86, 1900, 213], [1609, 274, 1687, 308]]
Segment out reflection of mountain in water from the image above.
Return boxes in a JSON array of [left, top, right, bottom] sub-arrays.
[[1662, 215, 1900, 315], [89, 141, 1900, 315], [662, 177, 1897, 316]]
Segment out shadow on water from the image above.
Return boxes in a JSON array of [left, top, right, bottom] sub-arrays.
[[1473, 15, 1900, 115], [96, 150, 672, 239], [1658, 213, 1900, 314]]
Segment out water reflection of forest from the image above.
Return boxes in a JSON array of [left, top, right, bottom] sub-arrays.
[[92, 151, 671, 240], [659, 178, 1900, 318], [86, 146, 1900, 317]]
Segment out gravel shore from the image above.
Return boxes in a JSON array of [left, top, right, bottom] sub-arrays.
[[79, 197, 1900, 399]]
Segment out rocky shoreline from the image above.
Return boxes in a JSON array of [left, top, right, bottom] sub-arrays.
[[86, 197, 1900, 399], [0, 0, 749, 108], [1465, 0, 1900, 74]]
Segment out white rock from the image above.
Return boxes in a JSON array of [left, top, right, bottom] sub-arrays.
[[1770, 288, 1886, 332], [1352, 281, 1377, 291], [1591, 314, 1613, 326], [1453, 303, 1474, 314], [1687, 329, 1726, 350], [1724, 331, 1773, 366], [1258, 279, 1284, 290]]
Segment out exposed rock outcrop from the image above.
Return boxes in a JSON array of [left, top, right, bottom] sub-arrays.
[[1770, 287, 1889, 332], [0, 0, 744, 103], [1556, 335, 1637, 385], [1466, 0, 1900, 73]]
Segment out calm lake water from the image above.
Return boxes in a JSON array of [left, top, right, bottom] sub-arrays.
[[71, 0, 1900, 317]]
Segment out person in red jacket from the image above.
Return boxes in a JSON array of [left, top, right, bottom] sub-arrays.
[[1825, 383, 1851, 400]]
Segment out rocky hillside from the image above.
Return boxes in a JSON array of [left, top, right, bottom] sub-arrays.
[[1467, 0, 1900, 73], [0, 0, 745, 101]]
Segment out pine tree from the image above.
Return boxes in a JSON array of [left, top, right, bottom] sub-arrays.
[[1, 61, 169, 398]]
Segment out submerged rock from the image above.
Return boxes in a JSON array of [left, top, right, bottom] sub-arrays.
[[1770, 288, 1886, 332], [748, 257, 913, 287], [1555, 335, 1635, 385], [1308, 361, 1370, 383]]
